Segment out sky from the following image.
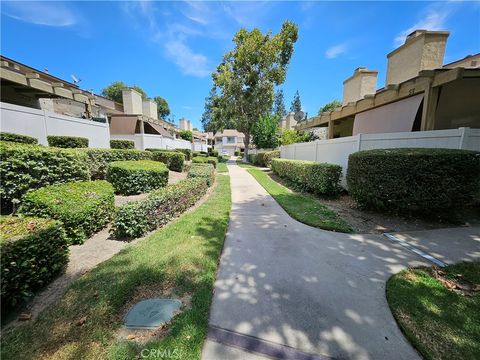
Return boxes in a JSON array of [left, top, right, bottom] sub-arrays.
[[2, 1, 479, 130]]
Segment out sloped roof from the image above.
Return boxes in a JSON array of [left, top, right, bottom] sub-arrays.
[[214, 129, 245, 138]]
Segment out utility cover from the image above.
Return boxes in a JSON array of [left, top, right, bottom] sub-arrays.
[[124, 299, 181, 329]]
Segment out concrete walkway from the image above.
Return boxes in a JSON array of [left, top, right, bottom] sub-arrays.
[[203, 161, 430, 360]]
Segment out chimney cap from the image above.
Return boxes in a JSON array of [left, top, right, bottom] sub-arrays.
[[343, 67, 378, 84], [388, 30, 450, 58]]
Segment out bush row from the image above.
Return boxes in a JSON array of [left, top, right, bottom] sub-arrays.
[[0, 141, 90, 212], [271, 158, 342, 196], [19, 181, 115, 244], [347, 148, 480, 215], [110, 139, 135, 149], [176, 148, 192, 161], [192, 156, 217, 168], [1, 216, 69, 312], [0, 132, 38, 144], [247, 153, 257, 164], [111, 177, 209, 239], [262, 150, 280, 168], [146, 149, 185, 172], [107, 160, 169, 195], [47, 136, 88, 148], [187, 163, 216, 186]]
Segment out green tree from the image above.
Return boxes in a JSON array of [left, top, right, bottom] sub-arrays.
[[273, 89, 287, 119], [153, 96, 170, 119], [101, 81, 147, 103], [278, 129, 310, 145], [179, 130, 193, 142], [318, 100, 342, 115], [251, 114, 278, 149], [201, 87, 218, 133], [290, 90, 301, 113], [211, 21, 298, 157]]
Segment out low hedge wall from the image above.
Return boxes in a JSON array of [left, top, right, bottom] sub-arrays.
[[176, 148, 192, 161], [80, 148, 152, 179], [192, 156, 217, 168], [247, 153, 257, 164], [271, 158, 342, 196], [0, 132, 38, 144], [0, 141, 90, 212], [193, 152, 208, 158], [47, 136, 89, 148], [111, 177, 209, 239], [110, 139, 135, 149], [146, 149, 185, 172], [262, 150, 280, 168], [187, 163, 215, 186], [19, 181, 115, 244], [1, 216, 68, 311], [107, 160, 169, 195], [347, 148, 480, 215]]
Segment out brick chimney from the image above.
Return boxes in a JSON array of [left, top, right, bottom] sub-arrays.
[[343, 67, 378, 105], [386, 30, 449, 85], [122, 88, 143, 114], [142, 99, 158, 119]]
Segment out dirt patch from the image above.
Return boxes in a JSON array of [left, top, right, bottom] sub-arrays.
[[266, 171, 480, 234]]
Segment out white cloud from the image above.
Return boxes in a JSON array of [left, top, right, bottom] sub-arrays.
[[165, 38, 211, 77], [325, 43, 347, 59], [394, 8, 450, 46], [2, 1, 77, 27]]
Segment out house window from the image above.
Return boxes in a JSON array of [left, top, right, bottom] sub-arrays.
[[227, 136, 235, 143]]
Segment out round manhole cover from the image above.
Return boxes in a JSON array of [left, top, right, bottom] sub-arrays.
[[124, 298, 182, 329]]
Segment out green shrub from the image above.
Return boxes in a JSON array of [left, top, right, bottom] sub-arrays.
[[110, 139, 135, 149], [111, 178, 208, 239], [80, 148, 153, 179], [107, 160, 169, 195], [19, 181, 115, 244], [146, 149, 185, 172], [0, 132, 38, 144], [176, 148, 192, 161], [192, 156, 217, 168], [193, 152, 208, 158], [234, 150, 240, 156], [247, 153, 258, 164], [262, 150, 280, 168], [47, 136, 88, 148], [187, 163, 215, 186], [0, 141, 90, 212], [212, 150, 219, 157], [0, 216, 68, 311], [256, 152, 268, 167], [271, 158, 342, 196], [347, 148, 480, 215]]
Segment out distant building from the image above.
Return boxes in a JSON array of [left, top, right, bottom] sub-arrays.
[[213, 129, 245, 156], [278, 112, 298, 130], [297, 30, 480, 138]]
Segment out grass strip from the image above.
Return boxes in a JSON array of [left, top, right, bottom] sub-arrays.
[[247, 168, 352, 233], [1, 175, 231, 360], [387, 262, 480, 360]]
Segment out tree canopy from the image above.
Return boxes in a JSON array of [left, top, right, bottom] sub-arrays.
[[318, 100, 342, 115], [153, 96, 170, 119], [290, 90, 302, 113], [209, 21, 298, 156], [251, 114, 278, 149], [273, 89, 287, 119], [101, 81, 148, 103], [179, 130, 193, 142]]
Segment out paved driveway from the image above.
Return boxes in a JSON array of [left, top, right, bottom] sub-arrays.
[[203, 162, 429, 360]]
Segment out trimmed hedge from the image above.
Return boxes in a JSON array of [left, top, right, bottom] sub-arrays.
[[0, 132, 38, 144], [110, 139, 135, 149], [0, 141, 90, 212], [187, 163, 216, 186], [234, 150, 240, 156], [1, 216, 68, 311], [111, 177, 209, 239], [247, 153, 257, 164], [107, 160, 169, 195], [262, 150, 280, 168], [347, 148, 480, 215], [192, 156, 217, 168], [271, 158, 342, 196], [47, 136, 88, 148], [80, 148, 152, 179], [176, 148, 192, 161], [146, 149, 185, 172], [19, 181, 115, 244], [193, 152, 208, 158]]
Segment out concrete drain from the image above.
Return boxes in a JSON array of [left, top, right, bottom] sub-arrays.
[[124, 299, 181, 329]]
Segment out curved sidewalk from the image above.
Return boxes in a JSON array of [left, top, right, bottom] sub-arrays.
[[203, 161, 428, 360]]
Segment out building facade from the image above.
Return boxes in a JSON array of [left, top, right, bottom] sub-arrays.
[[213, 129, 245, 156]]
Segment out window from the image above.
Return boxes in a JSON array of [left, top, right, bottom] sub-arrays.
[[227, 136, 235, 143]]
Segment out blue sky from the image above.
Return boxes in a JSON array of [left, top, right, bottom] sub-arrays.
[[2, 1, 479, 130]]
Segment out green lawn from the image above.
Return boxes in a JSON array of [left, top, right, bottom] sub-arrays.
[[217, 162, 228, 173], [247, 168, 352, 233], [387, 262, 480, 360], [236, 160, 257, 169], [1, 176, 231, 360]]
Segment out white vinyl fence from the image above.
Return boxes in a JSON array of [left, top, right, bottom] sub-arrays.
[[1, 101, 110, 148], [193, 143, 209, 152], [280, 128, 480, 184], [110, 134, 192, 151]]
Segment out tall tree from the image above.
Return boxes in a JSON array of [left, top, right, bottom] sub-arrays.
[[290, 90, 302, 113], [101, 81, 147, 103], [273, 89, 287, 119], [153, 96, 170, 119], [251, 114, 278, 149], [201, 87, 217, 133], [211, 21, 298, 157]]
